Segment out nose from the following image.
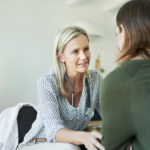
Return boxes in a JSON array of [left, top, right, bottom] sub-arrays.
[[79, 51, 87, 60]]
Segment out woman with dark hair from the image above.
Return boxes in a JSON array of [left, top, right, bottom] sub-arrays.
[[101, 0, 150, 150]]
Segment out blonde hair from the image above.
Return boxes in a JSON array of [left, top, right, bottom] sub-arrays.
[[53, 26, 89, 97]]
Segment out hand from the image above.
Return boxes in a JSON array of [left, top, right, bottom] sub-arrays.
[[81, 131, 105, 150]]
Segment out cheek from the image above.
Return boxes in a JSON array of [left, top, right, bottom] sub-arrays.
[[64, 53, 76, 61], [85, 50, 91, 57], [117, 31, 125, 50], [69, 56, 78, 61], [87, 51, 91, 61], [117, 36, 120, 48], [65, 57, 78, 65], [117, 34, 122, 50]]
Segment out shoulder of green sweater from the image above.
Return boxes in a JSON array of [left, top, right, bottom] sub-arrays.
[[103, 64, 130, 86], [103, 60, 144, 82], [103, 59, 150, 88]]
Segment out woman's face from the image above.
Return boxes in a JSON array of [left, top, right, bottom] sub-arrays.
[[60, 34, 91, 75], [117, 24, 125, 50]]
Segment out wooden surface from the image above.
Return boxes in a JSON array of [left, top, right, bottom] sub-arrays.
[[85, 121, 102, 132]]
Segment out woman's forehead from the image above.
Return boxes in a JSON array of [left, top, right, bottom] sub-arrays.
[[65, 35, 89, 50]]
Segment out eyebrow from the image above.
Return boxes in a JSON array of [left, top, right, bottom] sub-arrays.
[[76, 44, 89, 49]]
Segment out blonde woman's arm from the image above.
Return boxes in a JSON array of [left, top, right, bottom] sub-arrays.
[[56, 128, 105, 150]]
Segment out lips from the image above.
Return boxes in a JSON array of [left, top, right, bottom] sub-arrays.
[[78, 61, 89, 65]]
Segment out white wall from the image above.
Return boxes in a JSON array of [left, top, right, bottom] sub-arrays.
[[0, 0, 123, 112]]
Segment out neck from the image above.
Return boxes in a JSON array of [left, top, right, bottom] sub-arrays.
[[131, 55, 144, 60], [65, 72, 84, 86], [131, 48, 150, 60]]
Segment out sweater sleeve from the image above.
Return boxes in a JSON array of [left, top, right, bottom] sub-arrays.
[[100, 71, 134, 150], [37, 77, 65, 142]]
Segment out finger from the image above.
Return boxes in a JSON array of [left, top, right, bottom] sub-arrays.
[[86, 144, 97, 150], [91, 131, 103, 140], [98, 143, 105, 150], [93, 139, 105, 150]]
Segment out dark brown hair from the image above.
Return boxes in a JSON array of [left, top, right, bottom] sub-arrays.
[[116, 0, 150, 64]]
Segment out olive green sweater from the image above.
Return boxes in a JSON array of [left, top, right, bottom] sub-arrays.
[[101, 60, 150, 150]]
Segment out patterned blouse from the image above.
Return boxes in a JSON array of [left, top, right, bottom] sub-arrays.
[[21, 70, 102, 145]]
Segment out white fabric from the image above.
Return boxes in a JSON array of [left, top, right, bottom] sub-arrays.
[[17, 142, 81, 150], [0, 103, 37, 150]]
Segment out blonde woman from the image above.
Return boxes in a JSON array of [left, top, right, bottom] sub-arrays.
[[18, 26, 104, 150]]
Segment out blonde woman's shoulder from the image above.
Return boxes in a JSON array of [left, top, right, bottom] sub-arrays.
[[37, 70, 57, 86]]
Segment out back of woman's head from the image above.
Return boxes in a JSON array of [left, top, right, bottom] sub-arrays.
[[116, 0, 150, 64], [53, 26, 89, 96]]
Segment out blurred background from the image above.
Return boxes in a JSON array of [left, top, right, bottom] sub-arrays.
[[0, 0, 126, 112]]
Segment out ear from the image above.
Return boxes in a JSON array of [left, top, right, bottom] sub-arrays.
[[57, 52, 65, 63]]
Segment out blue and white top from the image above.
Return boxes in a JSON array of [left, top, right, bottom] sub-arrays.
[[21, 70, 102, 145]]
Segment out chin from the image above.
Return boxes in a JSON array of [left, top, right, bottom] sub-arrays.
[[78, 68, 88, 73]]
